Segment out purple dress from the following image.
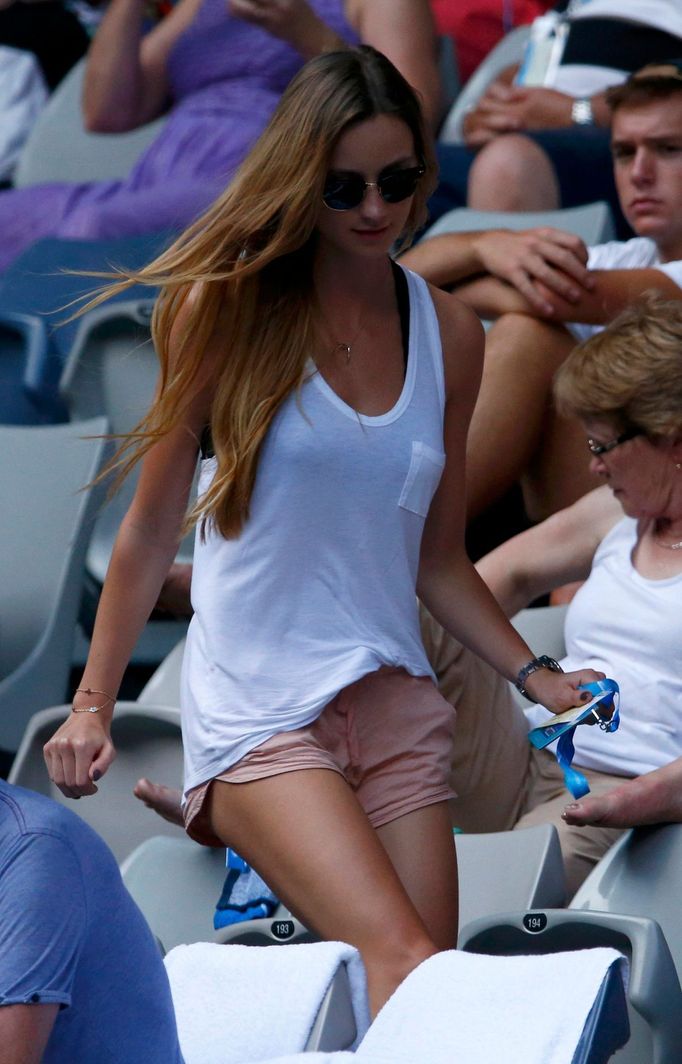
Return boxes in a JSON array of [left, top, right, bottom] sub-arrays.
[[0, 0, 358, 272]]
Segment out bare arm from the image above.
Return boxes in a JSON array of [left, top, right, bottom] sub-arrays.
[[83, 0, 202, 132], [0, 1004, 59, 1064], [228, 0, 347, 60], [456, 264, 682, 323], [402, 227, 594, 314], [530, 268, 682, 324], [43, 290, 216, 797], [464, 80, 610, 148], [352, 0, 442, 130], [416, 289, 604, 709], [476, 486, 622, 617]]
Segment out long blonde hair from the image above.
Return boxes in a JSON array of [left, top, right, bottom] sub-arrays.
[[94, 46, 437, 537]]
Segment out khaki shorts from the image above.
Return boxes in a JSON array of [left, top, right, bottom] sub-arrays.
[[184, 666, 457, 846]]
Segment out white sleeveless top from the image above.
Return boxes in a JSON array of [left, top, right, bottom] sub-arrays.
[[525, 517, 682, 777], [181, 267, 446, 794]]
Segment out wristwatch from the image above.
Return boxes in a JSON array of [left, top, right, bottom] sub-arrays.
[[515, 655, 564, 701], [571, 97, 594, 126]]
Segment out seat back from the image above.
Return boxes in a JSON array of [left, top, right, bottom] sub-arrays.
[[456, 823, 566, 928], [460, 909, 682, 1064], [510, 604, 567, 708], [59, 297, 193, 661], [0, 419, 108, 750], [138, 638, 186, 706], [357, 939, 628, 1063], [60, 299, 171, 586], [9, 703, 184, 859], [423, 202, 616, 246], [439, 24, 531, 144], [121, 833, 315, 953], [572, 824, 682, 988], [13, 58, 165, 187]]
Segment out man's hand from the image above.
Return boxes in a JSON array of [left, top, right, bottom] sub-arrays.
[[463, 82, 574, 147], [472, 228, 594, 314], [228, 0, 341, 58]]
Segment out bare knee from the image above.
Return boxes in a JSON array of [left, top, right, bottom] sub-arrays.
[[468, 135, 560, 212]]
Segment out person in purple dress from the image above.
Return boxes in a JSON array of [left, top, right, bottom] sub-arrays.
[[0, 0, 441, 272]]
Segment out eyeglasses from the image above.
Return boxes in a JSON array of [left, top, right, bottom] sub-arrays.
[[322, 165, 425, 211], [587, 428, 641, 456]]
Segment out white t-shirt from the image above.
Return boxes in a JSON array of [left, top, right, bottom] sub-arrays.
[[181, 268, 446, 796], [552, 0, 682, 96], [525, 517, 682, 777], [568, 237, 682, 343]]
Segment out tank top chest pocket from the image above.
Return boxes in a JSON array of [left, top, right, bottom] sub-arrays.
[[398, 441, 446, 517]]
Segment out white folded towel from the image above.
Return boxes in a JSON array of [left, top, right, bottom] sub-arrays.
[[357, 947, 627, 1063], [164, 940, 370, 1064]]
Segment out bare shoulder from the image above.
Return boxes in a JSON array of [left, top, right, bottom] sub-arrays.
[[167, 280, 225, 379], [546, 486, 623, 554], [427, 284, 485, 399]]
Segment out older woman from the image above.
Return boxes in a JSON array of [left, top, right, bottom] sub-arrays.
[[424, 295, 682, 898]]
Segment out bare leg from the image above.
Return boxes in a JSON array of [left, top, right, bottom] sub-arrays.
[[207, 769, 443, 1017], [563, 760, 682, 829], [467, 135, 561, 212], [134, 778, 184, 827], [376, 802, 458, 950], [466, 314, 576, 521]]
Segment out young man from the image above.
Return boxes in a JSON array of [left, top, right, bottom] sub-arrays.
[[0, 779, 183, 1064], [431, 0, 682, 235], [402, 61, 682, 522]]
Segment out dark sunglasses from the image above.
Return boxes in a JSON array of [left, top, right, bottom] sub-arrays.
[[322, 165, 425, 211]]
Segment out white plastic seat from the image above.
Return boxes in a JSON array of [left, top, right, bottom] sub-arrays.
[[423, 202, 616, 246], [510, 603, 567, 708], [137, 637, 186, 706], [59, 299, 194, 663], [439, 25, 531, 145], [570, 822, 682, 1061], [0, 418, 108, 752], [121, 833, 315, 954], [356, 943, 627, 1064], [9, 702, 184, 862], [14, 58, 165, 187], [457, 823, 566, 927], [459, 908, 682, 1064]]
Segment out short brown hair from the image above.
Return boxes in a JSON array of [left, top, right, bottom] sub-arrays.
[[553, 296, 682, 441], [607, 61, 682, 113]]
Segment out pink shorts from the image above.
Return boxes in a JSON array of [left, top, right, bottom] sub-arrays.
[[184, 666, 457, 846]]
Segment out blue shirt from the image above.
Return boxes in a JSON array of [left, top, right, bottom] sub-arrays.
[[0, 780, 184, 1063]]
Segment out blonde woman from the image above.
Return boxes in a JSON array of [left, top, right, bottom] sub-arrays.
[[44, 47, 602, 1015]]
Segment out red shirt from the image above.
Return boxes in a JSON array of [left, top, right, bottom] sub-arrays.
[[430, 0, 553, 83]]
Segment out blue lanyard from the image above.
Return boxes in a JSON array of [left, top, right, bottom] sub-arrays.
[[529, 679, 620, 799]]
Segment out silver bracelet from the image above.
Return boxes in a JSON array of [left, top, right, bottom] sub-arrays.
[[515, 655, 563, 702]]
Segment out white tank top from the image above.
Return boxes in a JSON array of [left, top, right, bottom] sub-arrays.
[[525, 517, 682, 777], [181, 267, 446, 794]]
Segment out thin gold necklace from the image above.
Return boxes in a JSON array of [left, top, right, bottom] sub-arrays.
[[323, 309, 367, 365]]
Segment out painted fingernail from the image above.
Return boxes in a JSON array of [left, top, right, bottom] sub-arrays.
[[580, 691, 590, 700], [92, 770, 101, 781]]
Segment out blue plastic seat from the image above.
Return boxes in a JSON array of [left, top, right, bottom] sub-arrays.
[[0, 231, 172, 424]]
